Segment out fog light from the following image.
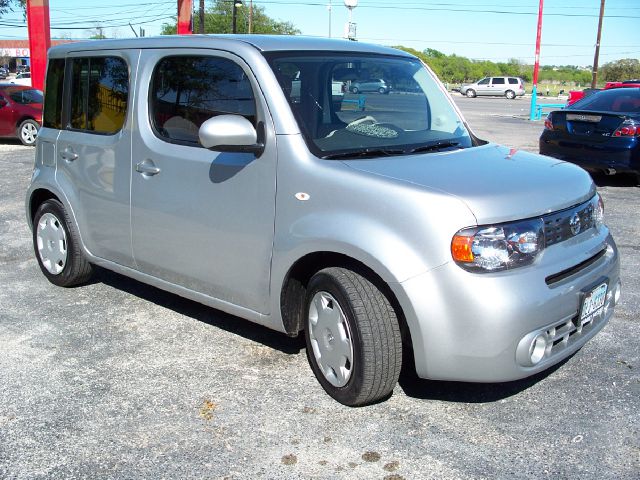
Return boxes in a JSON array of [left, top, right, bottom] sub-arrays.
[[530, 334, 547, 365]]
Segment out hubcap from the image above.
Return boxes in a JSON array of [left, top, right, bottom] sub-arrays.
[[36, 212, 67, 275], [308, 291, 354, 387], [21, 123, 37, 144]]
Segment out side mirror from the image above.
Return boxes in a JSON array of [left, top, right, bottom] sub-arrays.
[[198, 115, 264, 157]]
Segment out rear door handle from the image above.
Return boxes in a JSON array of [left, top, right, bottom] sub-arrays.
[[135, 159, 161, 176], [60, 146, 78, 161]]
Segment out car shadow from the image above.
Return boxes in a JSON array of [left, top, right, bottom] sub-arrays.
[[93, 266, 305, 355], [591, 172, 639, 187], [398, 356, 571, 403]]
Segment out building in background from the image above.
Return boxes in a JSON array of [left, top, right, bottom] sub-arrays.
[[0, 40, 74, 73]]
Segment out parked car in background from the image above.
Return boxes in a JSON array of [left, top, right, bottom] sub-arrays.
[[460, 76, 525, 99], [0, 84, 42, 146], [0, 67, 7, 79], [12, 72, 32, 86], [567, 80, 640, 106], [540, 87, 640, 183], [349, 78, 390, 94]]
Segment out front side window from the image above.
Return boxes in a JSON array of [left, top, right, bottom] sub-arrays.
[[477, 78, 490, 85], [43, 58, 65, 129], [69, 56, 129, 134], [151, 56, 256, 145], [266, 52, 472, 158]]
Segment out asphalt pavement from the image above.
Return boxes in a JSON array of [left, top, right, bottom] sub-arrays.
[[0, 97, 638, 479]]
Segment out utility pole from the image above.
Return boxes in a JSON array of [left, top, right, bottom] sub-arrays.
[[199, 0, 205, 33], [591, 0, 606, 89], [328, 0, 332, 38], [248, 0, 253, 34], [232, 1, 238, 33]]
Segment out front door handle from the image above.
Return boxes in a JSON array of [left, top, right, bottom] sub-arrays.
[[60, 146, 78, 161], [135, 159, 161, 176]]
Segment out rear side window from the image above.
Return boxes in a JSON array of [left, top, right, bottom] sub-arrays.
[[10, 89, 43, 104], [508, 78, 519, 84], [492, 78, 505, 85], [43, 58, 65, 129], [150, 55, 256, 145], [69, 56, 129, 134]]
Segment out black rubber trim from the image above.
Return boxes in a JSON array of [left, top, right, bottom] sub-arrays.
[[545, 248, 607, 286]]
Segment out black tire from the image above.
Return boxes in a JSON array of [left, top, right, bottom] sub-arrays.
[[505, 90, 516, 100], [32, 199, 93, 287], [304, 267, 402, 406], [18, 119, 39, 146], [465, 89, 476, 98], [351, 86, 359, 94]]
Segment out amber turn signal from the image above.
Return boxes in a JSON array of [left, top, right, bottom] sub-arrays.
[[451, 235, 474, 263]]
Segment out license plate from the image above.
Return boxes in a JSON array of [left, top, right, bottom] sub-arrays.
[[567, 114, 602, 123], [580, 282, 608, 324]]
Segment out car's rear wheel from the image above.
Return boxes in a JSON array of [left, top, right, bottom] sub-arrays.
[[304, 267, 402, 406], [466, 89, 476, 98], [18, 119, 39, 146], [505, 90, 516, 99], [33, 199, 93, 287]]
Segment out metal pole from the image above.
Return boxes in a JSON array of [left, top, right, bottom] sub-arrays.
[[248, 0, 253, 33], [328, 0, 332, 38], [177, 0, 193, 34], [591, 0, 606, 89], [199, 0, 205, 34], [232, 1, 237, 34], [26, 0, 51, 91], [529, 0, 544, 121]]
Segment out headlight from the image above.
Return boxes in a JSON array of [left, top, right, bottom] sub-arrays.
[[452, 219, 545, 272]]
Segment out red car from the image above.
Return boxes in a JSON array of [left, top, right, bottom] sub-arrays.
[[0, 84, 43, 146], [568, 80, 640, 106]]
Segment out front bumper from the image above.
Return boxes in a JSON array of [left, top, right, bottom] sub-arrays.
[[391, 227, 620, 382]]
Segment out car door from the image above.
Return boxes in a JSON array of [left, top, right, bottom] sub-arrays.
[[475, 77, 491, 95], [0, 92, 16, 136], [54, 52, 137, 267], [130, 50, 277, 314], [490, 77, 507, 95]]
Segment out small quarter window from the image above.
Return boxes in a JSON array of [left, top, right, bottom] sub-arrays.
[[43, 58, 65, 129], [69, 56, 129, 134], [150, 55, 256, 145]]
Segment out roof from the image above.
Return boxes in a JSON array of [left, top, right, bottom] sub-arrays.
[[47, 35, 413, 58]]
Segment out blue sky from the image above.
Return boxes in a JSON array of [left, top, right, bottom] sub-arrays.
[[0, 0, 638, 65]]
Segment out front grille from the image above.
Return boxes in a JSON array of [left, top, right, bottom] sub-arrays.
[[543, 198, 596, 247], [544, 306, 603, 356]]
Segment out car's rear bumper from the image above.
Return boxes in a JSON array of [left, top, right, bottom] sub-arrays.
[[540, 134, 640, 174]]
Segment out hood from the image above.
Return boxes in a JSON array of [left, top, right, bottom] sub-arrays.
[[341, 144, 596, 225]]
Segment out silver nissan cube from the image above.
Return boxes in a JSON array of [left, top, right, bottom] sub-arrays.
[[26, 36, 620, 406]]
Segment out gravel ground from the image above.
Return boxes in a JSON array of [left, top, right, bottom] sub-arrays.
[[1, 99, 638, 480]]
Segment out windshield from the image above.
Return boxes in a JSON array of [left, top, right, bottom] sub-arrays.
[[265, 52, 473, 158]]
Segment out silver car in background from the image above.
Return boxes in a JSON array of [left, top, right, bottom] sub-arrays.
[[460, 76, 526, 99], [26, 36, 619, 406]]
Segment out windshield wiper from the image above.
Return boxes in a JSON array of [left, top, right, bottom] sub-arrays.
[[407, 141, 461, 154], [322, 148, 405, 160]]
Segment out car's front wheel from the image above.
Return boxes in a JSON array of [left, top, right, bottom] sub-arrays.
[[466, 89, 476, 98], [32, 199, 93, 287], [505, 90, 516, 99], [304, 267, 402, 406], [378, 87, 386, 94], [18, 119, 39, 146]]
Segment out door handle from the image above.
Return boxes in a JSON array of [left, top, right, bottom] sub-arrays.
[[135, 159, 161, 176], [60, 146, 78, 161]]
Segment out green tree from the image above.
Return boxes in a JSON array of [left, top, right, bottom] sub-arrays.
[[161, 0, 299, 35], [601, 58, 640, 81]]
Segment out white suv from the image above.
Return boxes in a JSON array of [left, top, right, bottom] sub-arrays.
[[460, 76, 525, 99]]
